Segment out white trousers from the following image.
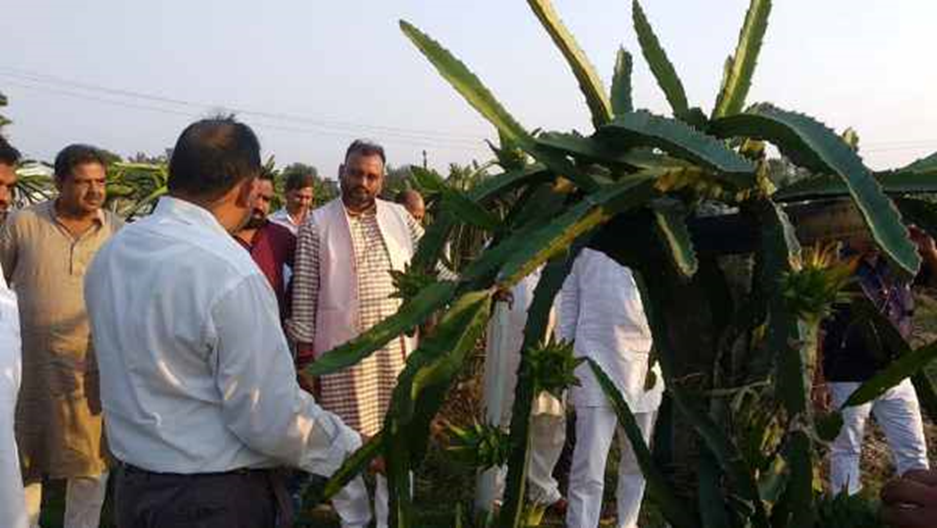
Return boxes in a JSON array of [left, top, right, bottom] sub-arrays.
[[566, 407, 656, 528], [333, 473, 415, 528], [333, 474, 384, 528], [830, 379, 929, 495], [492, 412, 567, 506], [24, 473, 108, 528]]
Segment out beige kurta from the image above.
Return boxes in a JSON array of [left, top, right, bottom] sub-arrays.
[[0, 201, 122, 481]]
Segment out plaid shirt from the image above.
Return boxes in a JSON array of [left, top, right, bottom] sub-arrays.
[[291, 205, 422, 435]]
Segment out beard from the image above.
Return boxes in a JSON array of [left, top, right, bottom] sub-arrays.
[[229, 208, 254, 234], [341, 183, 375, 210], [244, 213, 267, 230]]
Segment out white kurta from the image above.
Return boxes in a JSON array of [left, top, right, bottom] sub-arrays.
[[479, 268, 566, 509], [0, 270, 26, 528], [484, 267, 564, 424], [558, 248, 663, 411], [559, 248, 664, 528]]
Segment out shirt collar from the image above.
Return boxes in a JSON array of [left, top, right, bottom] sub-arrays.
[[344, 201, 377, 219], [153, 196, 231, 237], [45, 200, 106, 226]]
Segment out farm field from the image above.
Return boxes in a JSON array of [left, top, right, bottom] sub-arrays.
[[6, 0, 937, 527], [32, 290, 937, 528]]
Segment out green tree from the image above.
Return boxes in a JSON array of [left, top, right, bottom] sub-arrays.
[[128, 150, 171, 165], [384, 164, 415, 198], [0, 91, 11, 131], [278, 161, 337, 207], [281, 162, 319, 180]]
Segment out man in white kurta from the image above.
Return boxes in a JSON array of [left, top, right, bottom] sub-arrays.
[[0, 267, 26, 528], [480, 267, 566, 510], [559, 248, 664, 528], [290, 140, 421, 528]]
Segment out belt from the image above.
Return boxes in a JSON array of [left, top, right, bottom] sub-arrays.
[[119, 462, 272, 478]]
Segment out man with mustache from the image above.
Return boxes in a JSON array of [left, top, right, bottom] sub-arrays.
[[234, 169, 296, 327], [0, 144, 121, 528], [0, 136, 20, 224], [290, 139, 424, 528]]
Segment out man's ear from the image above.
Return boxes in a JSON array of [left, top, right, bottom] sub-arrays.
[[338, 164, 345, 180], [234, 176, 258, 208]]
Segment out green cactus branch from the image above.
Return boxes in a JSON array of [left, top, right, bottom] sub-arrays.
[[713, 103, 920, 278], [632, 0, 690, 117], [712, 0, 772, 119], [611, 48, 635, 117], [526, 0, 613, 128]]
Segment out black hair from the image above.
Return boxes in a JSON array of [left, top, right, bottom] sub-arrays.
[[0, 136, 20, 166], [285, 171, 315, 192], [54, 144, 106, 180], [167, 116, 261, 199], [344, 139, 386, 165]]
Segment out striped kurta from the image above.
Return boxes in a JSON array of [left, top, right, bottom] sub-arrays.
[[291, 206, 422, 436]]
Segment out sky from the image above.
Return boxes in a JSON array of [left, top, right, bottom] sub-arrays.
[[2, 1, 936, 176]]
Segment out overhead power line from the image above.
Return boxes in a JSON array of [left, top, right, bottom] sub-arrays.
[[0, 78, 493, 154], [0, 65, 492, 149], [4, 65, 934, 158]]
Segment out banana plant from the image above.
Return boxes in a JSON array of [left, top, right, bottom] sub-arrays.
[[11, 159, 169, 217], [105, 161, 169, 219], [13, 162, 55, 207], [302, 0, 937, 526]]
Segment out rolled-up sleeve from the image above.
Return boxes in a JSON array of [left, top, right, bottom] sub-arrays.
[[208, 275, 359, 476]]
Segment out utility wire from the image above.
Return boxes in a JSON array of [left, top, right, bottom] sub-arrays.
[[4, 65, 933, 157], [0, 66, 487, 144], [2, 78, 493, 153]]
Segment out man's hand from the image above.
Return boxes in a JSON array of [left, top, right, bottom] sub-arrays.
[[811, 382, 831, 413], [909, 225, 937, 255], [295, 343, 320, 397], [908, 225, 937, 285], [909, 225, 937, 267], [881, 470, 937, 527], [359, 434, 386, 475], [297, 370, 320, 398], [369, 456, 386, 475], [493, 288, 514, 308]]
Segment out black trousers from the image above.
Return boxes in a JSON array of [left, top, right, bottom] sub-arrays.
[[114, 464, 293, 528]]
